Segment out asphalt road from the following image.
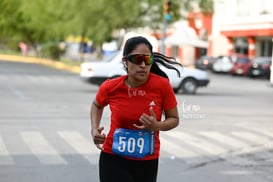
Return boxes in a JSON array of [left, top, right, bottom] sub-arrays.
[[0, 60, 273, 182]]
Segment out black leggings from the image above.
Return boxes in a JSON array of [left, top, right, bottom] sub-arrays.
[[99, 152, 158, 182]]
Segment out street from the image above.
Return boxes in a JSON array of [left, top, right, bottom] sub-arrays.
[[0, 60, 273, 182]]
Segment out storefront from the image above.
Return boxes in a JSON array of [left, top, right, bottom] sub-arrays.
[[220, 19, 273, 59], [164, 23, 208, 66]]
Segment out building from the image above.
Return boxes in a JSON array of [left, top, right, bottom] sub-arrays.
[[210, 0, 273, 59], [163, 0, 273, 65]]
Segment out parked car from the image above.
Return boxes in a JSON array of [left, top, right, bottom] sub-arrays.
[[212, 56, 234, 73], [80, 51, 210, 94], [195, 55, 217, 70], [230, 56, 252, 76], [248, 57, 272, 78]]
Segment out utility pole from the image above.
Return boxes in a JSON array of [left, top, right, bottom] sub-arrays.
[[270, 38, 273, 85], [161, 0, 172, 54]]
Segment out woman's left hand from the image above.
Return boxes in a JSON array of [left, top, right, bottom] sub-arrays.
[[134, 107, 158, 131]]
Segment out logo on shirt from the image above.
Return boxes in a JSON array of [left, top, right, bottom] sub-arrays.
[[128, 89, 146, 97], [149, 101, 156, 107]]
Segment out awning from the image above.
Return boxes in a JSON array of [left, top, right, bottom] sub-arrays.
[[165, 26, 208, 48]]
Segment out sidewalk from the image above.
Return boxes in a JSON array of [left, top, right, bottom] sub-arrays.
[[0, 54, 81, 74]]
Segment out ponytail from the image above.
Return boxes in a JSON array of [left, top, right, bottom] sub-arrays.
[[151, 52, 182, 79]]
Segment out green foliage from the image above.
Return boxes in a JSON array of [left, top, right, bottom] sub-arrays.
[[0, 0, 213, 60], [199, 0, 214, 13], [40, 42, 65, 60], [0, 0, 22, 45], [178, 0, 214, 18]]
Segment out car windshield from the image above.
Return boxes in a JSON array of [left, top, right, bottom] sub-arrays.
[[102, 51, 120, 62], [221, 56, 231, 62], [236, 57, 249, 63], [253, 57, 271, 64]]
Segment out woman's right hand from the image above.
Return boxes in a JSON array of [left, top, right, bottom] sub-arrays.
[[92, 126, 106, 150]]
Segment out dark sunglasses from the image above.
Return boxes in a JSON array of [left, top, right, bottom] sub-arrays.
[[124, 54, 154, 65]]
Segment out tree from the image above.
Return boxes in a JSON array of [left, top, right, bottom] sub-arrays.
[[17, 0, 74, 58], [67, 0, 180, 58], [198, 0, 214, 14], [0, 0, 24, 49], [0, 0, 213, 59], [0, 0, 73, 58], [179, 0, 214, 17]]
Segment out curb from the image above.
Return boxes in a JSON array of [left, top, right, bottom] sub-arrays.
[[0, 54, 81, 74]]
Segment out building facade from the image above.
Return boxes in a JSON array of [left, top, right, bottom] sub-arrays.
[[210, 0, 273, 59], [155, 0, 273, 65]]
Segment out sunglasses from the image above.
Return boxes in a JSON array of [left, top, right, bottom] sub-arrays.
[[124, 54, 154, 65]]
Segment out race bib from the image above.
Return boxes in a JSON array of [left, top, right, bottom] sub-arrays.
[[112, 128, 154, 158]]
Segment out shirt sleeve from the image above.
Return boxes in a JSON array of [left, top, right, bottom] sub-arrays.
[[162, 79, 177, 111], [95, 81, 109, 106]]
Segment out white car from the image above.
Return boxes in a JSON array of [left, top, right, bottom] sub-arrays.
[[80, 51, 210, 94], [212, 56, 234, 73]]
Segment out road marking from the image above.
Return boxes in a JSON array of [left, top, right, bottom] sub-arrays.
[[20, 131, 67, 165], [1, 129, 270, 167], [223, 155, 257, 167], [0, 134, 14, 165], [39, 76, 52, 83], [58, 131, 99, 165], [160, 136, 211, 164], [164, 132, 256, 166], [231, 131, 273, 160], [199, 131, 249, 149], [262, 131, 273, 138], [25, 75, 38, 81], [164, 131, 227, 155], [193, 131, 258, 166], [6, 86, 28, 100], [196, 131, 272, 166], [231, 131, 273, 147], [160, 136, 200, 158], [249, 129, 273, 139]]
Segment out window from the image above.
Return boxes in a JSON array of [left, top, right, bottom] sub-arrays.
[[261, 39, 272, 57]]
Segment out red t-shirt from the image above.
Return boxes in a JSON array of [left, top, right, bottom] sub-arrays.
[[96, 73, 177, 160]]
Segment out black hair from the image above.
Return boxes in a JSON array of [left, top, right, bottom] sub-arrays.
[[123, 36, 182, 79]]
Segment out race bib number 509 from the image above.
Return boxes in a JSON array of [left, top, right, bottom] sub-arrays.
[[112, 128, 154, 158]]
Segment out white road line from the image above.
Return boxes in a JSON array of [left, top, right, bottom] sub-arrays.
[[224, 155, 257, 167], [199, 131, 249, 149], [248, 129, 273, 139], [231, 131, 273, 146], [0, 134, 14, 165], [58, 131, 99, 165], [164, 131, 258, 166], [160, 137, 210, 164], [160, 136, 200, 158], [7, 86, 28, 100], [262, 131, 273, 138], [209, 132, 273, 166], [164, 131, 227, 155], [25, 75, 37, 81], [53, 77, 66, 83], [39, 76, 52, 83], [199, 131, 261, 166], [20, 131, 67, 165], [237, 126, 273, 138], [231, 131, 273, 158]]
